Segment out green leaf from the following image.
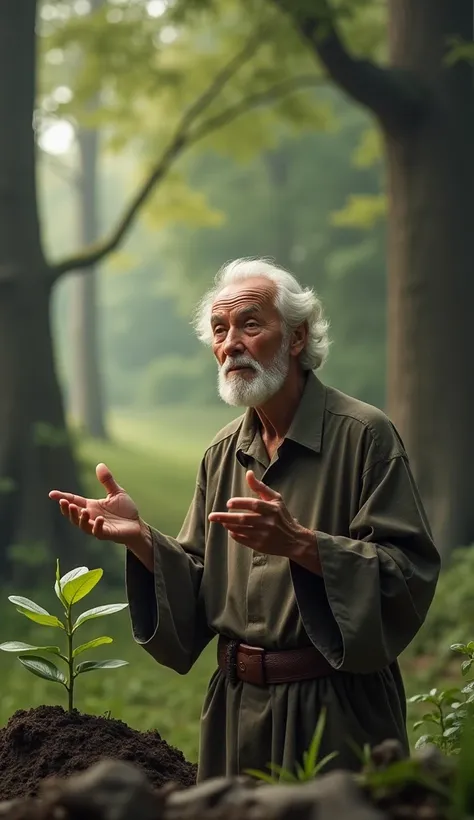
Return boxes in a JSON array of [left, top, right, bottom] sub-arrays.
[[62, 568, 103, 605], [75, 659, 128, 675], [243, 768, 277, 785], [72, 636, 113, 657], [8, 596, 64, 629], [266, 762, 298, 783], [443, 726, 460, 738], [18, 655, 67, 685], [440, 687, 463, 701], [73, 603, 128, 631], [313, 751, 338, 775], [451, 643, 469, 655], [462, 659, 473, 676], [414, 735, 434, 749], [55, 566, 89, 601], [408, 694, 426, 704], [54, 559, 65, 604], [304, 708, 327, 775], [0, 642, 61, 655], [421, 713, 441, 724]]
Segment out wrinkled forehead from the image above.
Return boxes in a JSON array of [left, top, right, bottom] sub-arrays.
[[211, 277, 278, 317]]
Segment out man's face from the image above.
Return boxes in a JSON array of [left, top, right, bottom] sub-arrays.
[[210, 277, 290, 407]]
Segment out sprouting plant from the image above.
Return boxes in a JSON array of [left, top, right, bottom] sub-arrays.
[[0, 561, 129, 713], [245, 708, 337, 784], [408, 641, 474, 754]]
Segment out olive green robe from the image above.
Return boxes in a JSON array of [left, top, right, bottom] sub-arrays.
[[126, 372, 440, 780]]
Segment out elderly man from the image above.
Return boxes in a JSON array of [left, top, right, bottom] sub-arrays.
[[50, 258, 440, 781]]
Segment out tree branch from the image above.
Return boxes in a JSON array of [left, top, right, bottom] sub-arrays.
[[49, 28, 265, 280], [191, 73, 325, 141], [269, 0, 426, 130], [49, 35, 321, 281]]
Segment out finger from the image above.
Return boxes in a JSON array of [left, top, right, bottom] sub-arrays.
[[49, 491, 87, 508], [246, 470, 281, 501], [96, 463, 123, 496], [227, 530, 255, 546], [226, 497, 276, 514], [208, 512, 261, 525], [78, 510, 93, 533], [92, 516, 105, 539], [68, 504, 81, 527]]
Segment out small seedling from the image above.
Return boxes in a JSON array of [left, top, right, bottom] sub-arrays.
[[0, 560, 129, 713], [245, 708, 337, 784]]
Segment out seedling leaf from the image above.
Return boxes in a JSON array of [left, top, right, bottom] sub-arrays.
[[73, 636, 113, 657], [18, 655, 67, 685], [62, 569, 103, 605], [8, 596, 64, 628], [75, 659, 128, 675], [73, 603, 128, 631], [0, 642, 61, 655]]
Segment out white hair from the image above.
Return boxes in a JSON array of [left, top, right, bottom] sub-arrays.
[[193, 257, 330, 370]]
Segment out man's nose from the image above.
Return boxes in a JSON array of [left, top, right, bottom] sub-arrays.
[[223, 328, 245, 357]]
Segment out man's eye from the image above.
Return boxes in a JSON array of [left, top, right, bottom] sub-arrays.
[[245, 321, 259, 330], [213, 326, 226, 336]]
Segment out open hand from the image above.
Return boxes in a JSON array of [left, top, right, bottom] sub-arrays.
[[208, 470, 308, 558], [49, 463, 143, 545]]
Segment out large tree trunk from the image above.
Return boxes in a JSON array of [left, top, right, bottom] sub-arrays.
[[0, 0, 90, 582], [385, 0, 474, 558], [68, 125, 107, 439]]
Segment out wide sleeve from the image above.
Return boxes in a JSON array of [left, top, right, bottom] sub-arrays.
[[125, 463, 214, 674], [290, 454, 441, 674]]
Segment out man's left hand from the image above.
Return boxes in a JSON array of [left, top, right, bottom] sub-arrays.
[[208, 470, 311, 559]]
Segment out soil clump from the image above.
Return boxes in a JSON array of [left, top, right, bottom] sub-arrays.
[[0, 705, 197, 800]]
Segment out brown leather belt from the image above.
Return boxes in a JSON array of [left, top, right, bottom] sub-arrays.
[[217, 635, 334, 686]]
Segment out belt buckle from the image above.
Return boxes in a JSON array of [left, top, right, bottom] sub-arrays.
[[238, 643, 266, 686]]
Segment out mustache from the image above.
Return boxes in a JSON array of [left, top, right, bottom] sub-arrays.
[[221, 355, 258, 375]]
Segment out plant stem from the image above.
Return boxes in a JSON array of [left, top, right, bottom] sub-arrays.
[[66, 605, 74, 713], [437, 704, 447, 751]]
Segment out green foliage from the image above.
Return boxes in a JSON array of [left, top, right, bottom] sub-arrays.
[[445, 37, 474, 66], [245, 708, 337, 783], [405, 548, 474, 662], [331, 193, 386, 230], [408, 643, 474, 755], [0, 561, 128, 712]]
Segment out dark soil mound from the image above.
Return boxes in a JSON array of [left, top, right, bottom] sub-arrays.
[[0, 706, 197, 800]]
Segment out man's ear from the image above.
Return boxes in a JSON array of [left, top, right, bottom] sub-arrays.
[[289, 322, 308, 358]]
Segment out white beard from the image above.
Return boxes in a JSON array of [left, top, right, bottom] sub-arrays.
[[217, 336, 290, 407]]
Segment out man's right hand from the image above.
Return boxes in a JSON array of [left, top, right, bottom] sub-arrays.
[[49, 462, 144, 547]]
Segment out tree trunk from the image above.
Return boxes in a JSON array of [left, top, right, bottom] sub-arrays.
[[385, 0, 474, 557], [0, 0, 90, 581], [68, 125, 107, 439]]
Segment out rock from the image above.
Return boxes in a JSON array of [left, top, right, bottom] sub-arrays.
[[165, 770, 384, 820], [41, 760, 161, 820]]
